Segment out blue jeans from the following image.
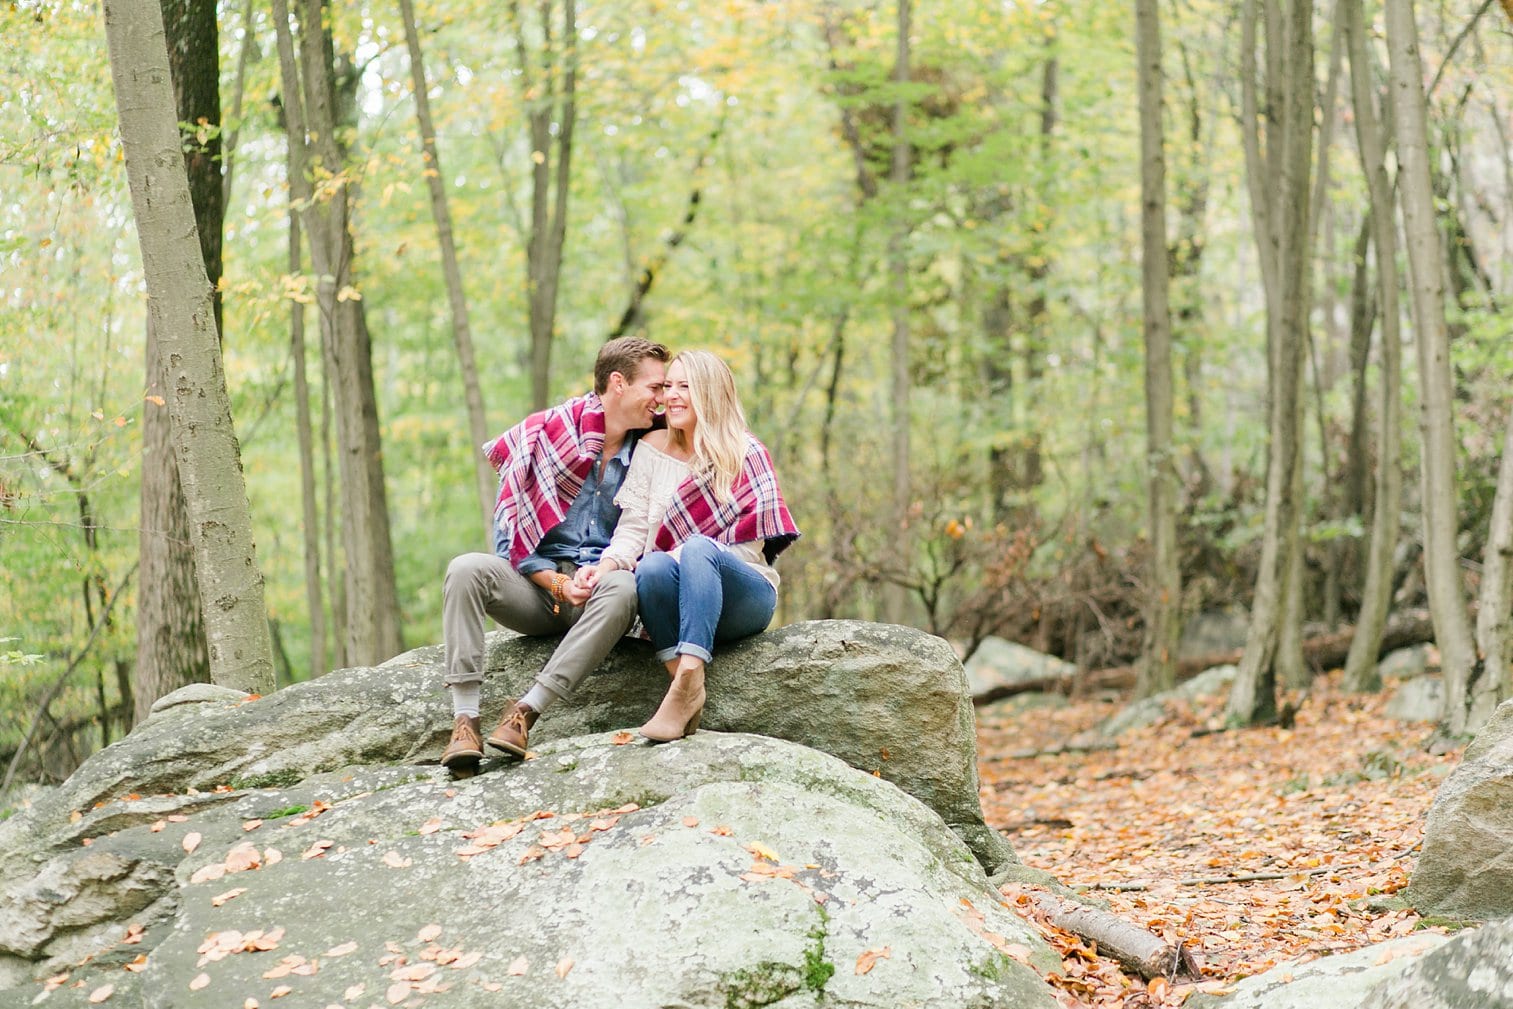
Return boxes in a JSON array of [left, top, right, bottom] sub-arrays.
[[636, 536, 777, 663]]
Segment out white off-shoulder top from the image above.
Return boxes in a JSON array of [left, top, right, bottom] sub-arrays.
[[601, 439, 779, 590]]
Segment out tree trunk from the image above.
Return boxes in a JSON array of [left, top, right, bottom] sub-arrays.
[[1135, 0, 1180, 697], [514, 0, 577, 410], [883, 0, 913, 626], [287, 170, 327, 679], [104, 0, 275, 695], [133, 0, 221, 723], [397, 0, 494, 536], [1385, 0, 1481, 736], [1341, 0, 1404, 694], [1227, 0, 1312, 726], [270, 0, 404, 667]]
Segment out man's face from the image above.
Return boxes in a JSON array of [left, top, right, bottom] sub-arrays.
[[612, 359, 666, 428]]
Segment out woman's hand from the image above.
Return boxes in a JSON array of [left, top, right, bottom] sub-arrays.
[[574, 564, 600, 592]]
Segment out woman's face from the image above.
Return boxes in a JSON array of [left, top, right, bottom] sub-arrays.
[[664, 360, 696, 435]]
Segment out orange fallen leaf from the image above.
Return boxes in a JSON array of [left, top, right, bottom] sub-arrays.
[[383, 851, 412, 869], [242, 819, 263, 832], [122, 923, 145, 944], [392, 963, 436, 982], [710, 824, 733, 836], [269, 985, 292, 998], [243, 999, 259, 1009], [167, 814, 188, 822], [612, 731, 634, 745], [682, 816, 700, 828], [300, 839, 334, 860], [1148, 976, 1170, 1000], [326, 941, 358, 957], [386, 981, 410, 1004], [555, 957, 574, 979], [746, 841, 780, 862], [149, 820, 166, 833], [343, 983, 365, 1000], [418, 817, 445, 835], [87, 984, 114, 1003], [508, 955, 529, 976], [211, 887, 247, 907], [416, 924, 443, 944], [189, 973, 210, 990], [482, 980, 504, 991], [450, 951, 483, 970], [123, 955, 148, 972], [855, 946, 892, 974]]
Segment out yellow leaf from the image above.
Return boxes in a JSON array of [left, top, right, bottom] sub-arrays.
[[746, 841, 780, 863], [336, 285, 362, 302], [531, 150, 546, 164], [145, 395, 165, 406]]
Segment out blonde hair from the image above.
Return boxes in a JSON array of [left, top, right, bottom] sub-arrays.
[[667, 350, 748, 503]]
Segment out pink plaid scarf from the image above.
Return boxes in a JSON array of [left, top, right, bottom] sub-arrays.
[[653, 435, 800, 563], [485, 392, 605, 564]]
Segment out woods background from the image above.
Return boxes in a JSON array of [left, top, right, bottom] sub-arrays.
[[2, 0, 1511, 788]]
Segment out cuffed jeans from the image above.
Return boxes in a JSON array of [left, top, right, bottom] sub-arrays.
[[442, 552, 637, 704], [635, 535, 777, 663]]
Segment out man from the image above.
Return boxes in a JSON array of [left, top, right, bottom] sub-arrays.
[[440, 337, 669, 769]]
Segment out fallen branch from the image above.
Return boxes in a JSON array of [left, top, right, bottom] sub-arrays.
[[1081, 865, 1335, 892], [1017, 889, 1202, 981]]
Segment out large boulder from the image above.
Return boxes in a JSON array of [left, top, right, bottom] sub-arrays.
[[1367, 918, 1513, 1008], [1184, 934, 1449, 1009], [963, 637, 1076, 701], [0, 621, 1016, 885], [1409, 698, 1513, 919], [0, 731, 1061, 1008]]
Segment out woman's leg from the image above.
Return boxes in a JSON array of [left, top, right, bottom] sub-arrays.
[[634, 552, 682, 664], [673, 536, 778, 660]]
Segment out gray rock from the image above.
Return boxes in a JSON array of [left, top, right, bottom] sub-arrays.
[[1409, 698, 1513, 920], [1186, 934, 1448, 1009], [1178, 610, 1249, 660], [0, 732, 1061, 1009], [0, 621, 1015, 886], [963, 637, 1076, 699], [1099, 665, 1236, 738], [1369, 918, 1513, 1008], [1384, 677, 1443, 723], [1378, 645, 1431, 682]]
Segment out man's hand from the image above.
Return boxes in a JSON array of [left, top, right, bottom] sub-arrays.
[[574, 564, 601, 592], [560, 578, 593, 607]]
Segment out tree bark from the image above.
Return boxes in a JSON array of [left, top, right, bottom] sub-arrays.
[[1135, 0, 1180, 697], [1385, 0, 1482, 735], [271, 0, 404, 667], [1341, 0, 1404, 694], [104, 0, 275, 695], [397, 0, 495, 537], [1227, 0, 1312, 726], [134, 0, 221, 723], [883, 0, 913, 626]]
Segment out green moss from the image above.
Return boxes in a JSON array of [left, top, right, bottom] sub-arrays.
[[228, 769, 303, 791], [803, 904, 834, 993], [262, 805, 309, 819], [1415, 914, 1481, 932], [720, 962, 802, 1009], [555, 761, 579, 774]]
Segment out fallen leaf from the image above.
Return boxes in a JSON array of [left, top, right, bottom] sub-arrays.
[[122, 923, 145, 944], [87, 984, 114, 1003], [482, 981, 504, 991], [263, 848, 284, 866], [123, 955, 148, 972], [611, 731, 634, 745], [224, 842, 262, 873], [682, 816, 699, 828], [710, 824, 733, 836], [746, 841, 780, 862], [150, 820, 166, 833], [190, 863, 227, 885], [167, 814, 189, 822], [565, 843, 584, 858], [301, 839, 334, 860], [211, 887, 247, 907], [450, 951, 483, 970], [189, 973, 210, 991], [416, 924, 443, 944], [242, 819, 263, 832], [418, 817, 445, 835], [269, 985, 292, 998], [855, 946, 891, 975], [555, 957, 574, 979], [343, 982, 365, 1000], [383, 850, 412, 869], [326, 941, 358, 957], [386, 981, 410, 1004], [243, 999, 259, 1009], [613, 803, 640, 814], [1148, 976, 1170, 1000], [508, 955, 529, 976]]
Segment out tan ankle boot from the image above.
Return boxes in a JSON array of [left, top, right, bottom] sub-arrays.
[[639, 664, 706, 743], [486, 701, 538, 758], [441, 714, 483, 768]]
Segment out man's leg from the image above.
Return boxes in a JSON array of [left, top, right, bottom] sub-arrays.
[[487, 569, 638, 756], [441, 552, 563, 767]]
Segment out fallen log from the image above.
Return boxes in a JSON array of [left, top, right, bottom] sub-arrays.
[[1010, 888, 1202, 981], [972, 612, 1434, 705]]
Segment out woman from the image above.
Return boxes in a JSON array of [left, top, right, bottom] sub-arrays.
[[575, 350, 799, 741]]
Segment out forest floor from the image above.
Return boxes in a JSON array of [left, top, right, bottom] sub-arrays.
[[976, 670, 1462, 1007]]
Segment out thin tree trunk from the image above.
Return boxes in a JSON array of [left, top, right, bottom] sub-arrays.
[[883, 0, 913, 626], [397, 0, 494, 536], [1385, 0, 1481, 735], [288, 174, 327, 679], [220, 0, 254, 210], [1227, 0, 1313, 725], [1342, 0, 1404, 694], [104, 0, 275, 695], [1135, 0, 1180, 697], [515, 0, 577, 410], [271, 0, 404, 666]]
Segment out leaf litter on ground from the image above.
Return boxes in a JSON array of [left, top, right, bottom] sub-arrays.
[[977, 669, 1460, 1007]]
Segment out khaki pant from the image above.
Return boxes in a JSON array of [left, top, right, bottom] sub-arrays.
[[441, 552, 637, 702]]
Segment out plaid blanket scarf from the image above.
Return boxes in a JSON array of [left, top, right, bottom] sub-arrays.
[[653, 435, 800, 564], [485, 392, 605, 564]]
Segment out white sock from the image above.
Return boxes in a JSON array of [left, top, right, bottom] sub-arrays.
[[521, 682, 558, 715], [451, 684, 481, 719]]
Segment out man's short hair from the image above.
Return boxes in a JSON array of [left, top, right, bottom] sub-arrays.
[[594, 337, 670, 394]]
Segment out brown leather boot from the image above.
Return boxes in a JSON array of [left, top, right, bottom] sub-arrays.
[[441, 714, 483, 768], [486, 701, 539, 758], [639, 661, 706, 743]]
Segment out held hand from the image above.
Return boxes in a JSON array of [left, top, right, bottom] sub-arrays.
[[574, 565, 600, 591], [561, 579, 593, 607]]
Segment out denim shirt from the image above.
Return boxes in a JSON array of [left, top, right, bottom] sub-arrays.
[[514, 436, 636, 575]]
